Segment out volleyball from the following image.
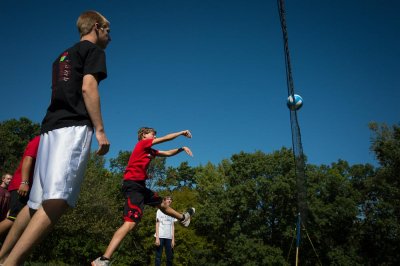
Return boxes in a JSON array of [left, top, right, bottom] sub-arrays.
[[287, 94, 303, 110]]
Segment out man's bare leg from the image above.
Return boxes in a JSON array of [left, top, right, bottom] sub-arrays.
[[3, 199, 69, 266], [0, 205, 33, 263]]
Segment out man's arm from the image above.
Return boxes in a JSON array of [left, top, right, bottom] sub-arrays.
[[152, 130, 192, 146], [157, 147, 193, 157], [82, 74, 110, 155], [155, 218, 160, 246], [18, 156, 34, 197], [171, 220, 175, 248]]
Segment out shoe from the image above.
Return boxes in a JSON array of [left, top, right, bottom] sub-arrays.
[[180, 207, 195, 227], [92, 257, 110, 266]]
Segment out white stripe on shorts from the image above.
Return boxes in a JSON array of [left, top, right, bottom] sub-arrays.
[[28, 126, 93, 209]]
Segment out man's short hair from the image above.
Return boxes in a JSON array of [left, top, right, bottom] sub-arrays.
[[2, 173, 12, 181], [77, 10, 110, 38]]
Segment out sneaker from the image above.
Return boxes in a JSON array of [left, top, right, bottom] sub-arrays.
[[180, 207, 196, 227], [92, 257, 110, 266]]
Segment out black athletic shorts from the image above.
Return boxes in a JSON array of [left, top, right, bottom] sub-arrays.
[[7, 190, 29, 221], [122, 180, 162, 223]]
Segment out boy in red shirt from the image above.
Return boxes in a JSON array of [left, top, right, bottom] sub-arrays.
[[92, 127, 195, 266], [0, 136, 40, 238]]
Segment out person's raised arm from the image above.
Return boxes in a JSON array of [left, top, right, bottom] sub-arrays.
[[152, 130, 191, 145], [82, 74, 110, 155], [157, 147, 193, 157]]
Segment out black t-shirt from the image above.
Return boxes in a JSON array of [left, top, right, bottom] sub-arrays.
[[41, 40, 107, 134]]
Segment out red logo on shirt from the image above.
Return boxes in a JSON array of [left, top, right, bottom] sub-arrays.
[[58, 52, 71, 82]]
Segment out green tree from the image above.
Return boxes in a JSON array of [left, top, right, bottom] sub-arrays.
[[0, 117, 40, 173], [306, 161, 363, 265], [165, 161, 196, 189], [147, 157, 167, 190], [195, 149, 294, 265], [109, 150, 131, 174], [358, 123, 400, 264]]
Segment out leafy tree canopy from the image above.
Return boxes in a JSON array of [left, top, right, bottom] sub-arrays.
[[0, 117, 40, 174]]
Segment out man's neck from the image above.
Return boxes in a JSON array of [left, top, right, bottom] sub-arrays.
[[81, 32, 97, 45]]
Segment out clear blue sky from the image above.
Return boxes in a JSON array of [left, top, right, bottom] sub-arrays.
[[1, 0, 399, 168]]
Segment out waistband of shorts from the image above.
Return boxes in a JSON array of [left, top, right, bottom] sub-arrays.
[[123, 180, 146, 188]]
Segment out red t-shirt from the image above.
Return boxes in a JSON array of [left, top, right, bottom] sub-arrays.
[[123, 138, 159, 181], [8, 136, 40, 191]]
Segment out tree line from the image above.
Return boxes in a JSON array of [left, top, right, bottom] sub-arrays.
[[1, 118, 399, 265]]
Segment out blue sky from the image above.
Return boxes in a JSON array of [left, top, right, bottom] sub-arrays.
[[1, 0, 399, 168]]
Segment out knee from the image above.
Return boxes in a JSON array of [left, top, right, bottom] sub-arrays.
[[123, 221, 136, 232]]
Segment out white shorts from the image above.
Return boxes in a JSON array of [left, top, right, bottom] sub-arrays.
[[28, 126, 93, 209]]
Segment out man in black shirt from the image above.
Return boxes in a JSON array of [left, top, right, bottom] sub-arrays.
[[0, 10, 111, 265]]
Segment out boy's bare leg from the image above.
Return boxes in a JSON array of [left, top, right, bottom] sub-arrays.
[[102, 221, 136, 259], [0, 205, 33, 263], [158, 204, 184, 220], [3, 199, 68, 266]]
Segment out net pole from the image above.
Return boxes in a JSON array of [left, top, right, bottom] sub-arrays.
[[295, 213, 301, 266]]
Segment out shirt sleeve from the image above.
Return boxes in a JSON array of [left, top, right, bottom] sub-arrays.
[[150, 148, 159, 156], [24, 136, 40, 158], [83, 45, 107, 82], [156, 210, 161, 221]]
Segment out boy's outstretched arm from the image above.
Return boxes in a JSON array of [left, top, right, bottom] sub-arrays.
[[152, 130, 192, 145], [158, 147, 193, 157]]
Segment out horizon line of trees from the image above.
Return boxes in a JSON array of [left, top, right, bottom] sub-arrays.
[[0, 117, 399, 265]]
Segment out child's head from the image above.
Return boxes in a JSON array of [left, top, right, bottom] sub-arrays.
[[137, 127, 157, 141], [163, 196, 173, 205], [76, 10, 110, 38]]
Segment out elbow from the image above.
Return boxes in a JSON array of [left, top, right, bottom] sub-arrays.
[[82, 85, 90, 95], [82, 88, 89, 99], [81, 75, 99, 96]]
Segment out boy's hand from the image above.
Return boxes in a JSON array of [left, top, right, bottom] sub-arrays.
[[183, 146, 193, 157], [182, 130, 192, 138], [18, 184, 30, 197]]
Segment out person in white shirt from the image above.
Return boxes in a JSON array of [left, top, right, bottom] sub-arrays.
[[155, 196, 177, 266]]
